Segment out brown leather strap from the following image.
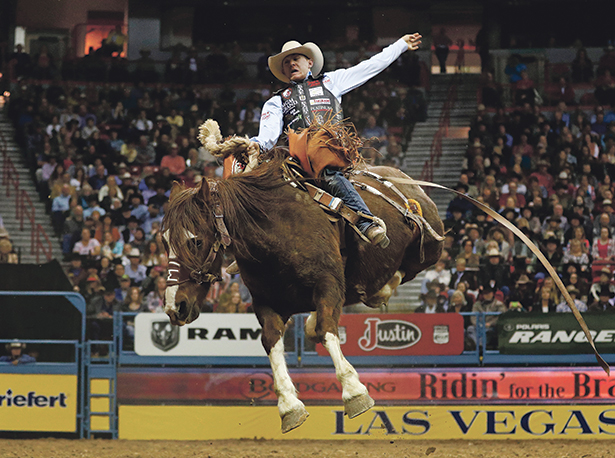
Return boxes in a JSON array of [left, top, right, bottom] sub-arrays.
[[209, 181, 232, 248], [304, 182, 361, 225], [387, 176, 610, 375]]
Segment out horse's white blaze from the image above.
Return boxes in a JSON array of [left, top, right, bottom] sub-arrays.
[[323, 332, 368, 401], [269, 338, 304, 416], [163, 230, 179, 313], [164, 285, 179, 314]]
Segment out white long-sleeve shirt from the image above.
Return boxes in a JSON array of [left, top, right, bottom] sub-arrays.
[[252, 38, 409, 151]]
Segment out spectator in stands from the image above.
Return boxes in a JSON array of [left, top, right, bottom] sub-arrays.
[[562, 238, 591, 275], [88, 286, 121, 319], [556, 285, 587, 313], [66, 253, 88, 289], [469, 284, 507, 349], [0, 235, 18, 263], [100, 230, 124, 260], [568, 270, 590, 301], [0, 342, 35, 365], [514, 70, 535, 106], [479, 71, 502, 108], [420, 258, 451, 295], [73, 227, 101, 258], [125, 248, 147, 285], [571, 48, 594, 83], [591, 227, 615, 272], [132, 110, 154, 133], [478, 247, 510, 291], [594, 69, 615, 106], [415, 288, 445, 313], [114, 273, 132, 302], [458, 237, 481, 268], [101, 26, 126, 57], [160, 143, 186, 177], [588, 267, 615, 303], [217, 289, 250, 313], [51, 184, 73, 235], [7, 44, 31, 78], [129, 194, 149, 223], [505, 54, 526, 84], [361, 115, 387, 150], [143, 276, 167, 313], [130, 227, 147, 253], [499, 180, 526, 209], [449, 257, 478, 293], [433, 28, 452, 74], [598, 44, 615, 76], [485, 227, 511, 261], [588, 285, 615, 312]]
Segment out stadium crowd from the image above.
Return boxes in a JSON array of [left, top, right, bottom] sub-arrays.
[[416, 47, 615, 349]]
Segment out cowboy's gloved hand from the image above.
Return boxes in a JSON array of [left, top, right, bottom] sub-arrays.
[[244, 142, 261, 173], [402, 33, 422, 51]]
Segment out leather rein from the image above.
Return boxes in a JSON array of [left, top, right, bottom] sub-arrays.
[[166, 181, 232, 287]]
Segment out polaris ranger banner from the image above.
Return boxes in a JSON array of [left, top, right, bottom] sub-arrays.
[[498, 313, 615, 354], [134, 313, 266, 356], [315, 313, 464, 356]]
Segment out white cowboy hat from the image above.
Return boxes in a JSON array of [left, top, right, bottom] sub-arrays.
[[268, 41, 324, 83]]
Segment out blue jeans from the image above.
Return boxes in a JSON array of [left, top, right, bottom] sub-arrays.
[[322, 168, 373, 233]]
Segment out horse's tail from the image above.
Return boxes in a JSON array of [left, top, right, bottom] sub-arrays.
[[198, 119, 256, 164]]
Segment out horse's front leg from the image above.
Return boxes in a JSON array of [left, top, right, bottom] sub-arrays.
[[256, 306, 308, 433], [314, 277, 375, 418]]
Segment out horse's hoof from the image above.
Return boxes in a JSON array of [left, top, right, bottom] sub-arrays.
[[344, 393, 375, 418], [281, 406, 309, 433]]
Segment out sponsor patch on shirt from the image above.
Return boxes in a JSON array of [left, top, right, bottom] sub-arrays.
[[261, 111, 271, 120], [309, 87, 324, 97], [281, 88, 292, 99], [310, 98, 331, 105]]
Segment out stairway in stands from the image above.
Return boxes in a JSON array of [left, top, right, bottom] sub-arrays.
[[386, 73, 481, 312], [0, 110, 62, 264]]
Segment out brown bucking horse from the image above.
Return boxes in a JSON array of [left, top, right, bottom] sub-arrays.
[[162, 150, 444, 433]]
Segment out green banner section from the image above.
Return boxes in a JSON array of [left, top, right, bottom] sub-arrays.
[[498, 313, 615, 354]]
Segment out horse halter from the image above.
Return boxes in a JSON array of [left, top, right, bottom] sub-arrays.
[[166, 181, 232, 286]]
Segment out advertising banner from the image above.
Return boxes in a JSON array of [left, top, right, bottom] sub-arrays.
[[498, 313, 615, 354], [119, 404, 615, 440], [0, 374, 78, 432], [134, 313, 266, 356], [118, 367, 615, 404], [315, 313, 464, 356]]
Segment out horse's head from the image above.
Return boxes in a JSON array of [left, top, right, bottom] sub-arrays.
[[162, 179, 230, 326]]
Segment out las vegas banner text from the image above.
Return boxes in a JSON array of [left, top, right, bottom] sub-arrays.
[[119, 404, 615, 440]]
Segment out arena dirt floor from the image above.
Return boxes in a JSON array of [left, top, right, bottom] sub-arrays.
[[0, 439, 612, 458]]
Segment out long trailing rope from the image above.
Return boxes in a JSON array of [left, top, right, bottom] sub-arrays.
[[387, 177, 610, 375]]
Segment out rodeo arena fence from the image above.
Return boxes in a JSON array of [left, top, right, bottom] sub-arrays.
[[3, 288, 615, 441]]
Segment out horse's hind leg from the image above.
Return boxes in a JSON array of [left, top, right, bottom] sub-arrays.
[[314, 277, 375, 418], [257, 306, 308, 433]]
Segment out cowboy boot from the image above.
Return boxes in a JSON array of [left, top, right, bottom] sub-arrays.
[[365, 222, 390, 248]]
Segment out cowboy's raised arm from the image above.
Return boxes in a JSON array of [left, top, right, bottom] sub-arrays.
[[326, 33, 422, 97]]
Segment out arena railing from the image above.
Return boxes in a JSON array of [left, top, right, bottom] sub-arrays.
[[0, 131, 53, 263], [99, 310, 615, 369], [420, 75, 458, 185]]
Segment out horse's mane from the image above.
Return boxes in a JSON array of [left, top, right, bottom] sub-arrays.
[[163, 152, 292, 266], [217, 152, 291, 254]]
